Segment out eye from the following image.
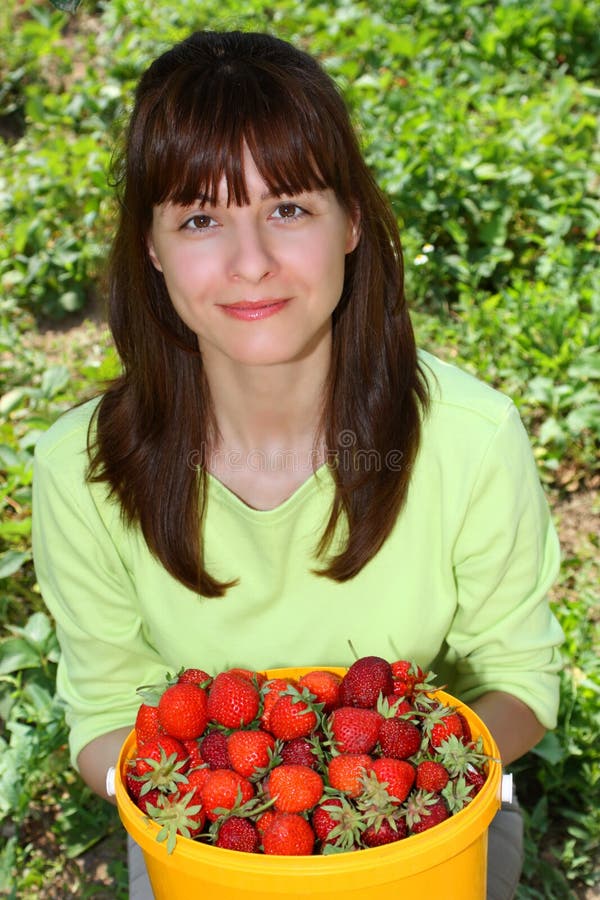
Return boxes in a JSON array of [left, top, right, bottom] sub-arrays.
[[271, 203, 307, 221], [182, 213, 217, 231]]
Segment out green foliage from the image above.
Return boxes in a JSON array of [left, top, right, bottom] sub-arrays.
[[0, 0, 598, 896]]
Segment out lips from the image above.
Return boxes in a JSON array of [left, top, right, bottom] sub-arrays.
[[219, 298, 290, 321]]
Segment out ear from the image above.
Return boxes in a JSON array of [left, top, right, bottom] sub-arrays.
[[146, 233, 163, 272], [345, 204, 361, 254]]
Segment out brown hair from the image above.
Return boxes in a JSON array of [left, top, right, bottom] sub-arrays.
[[88, 30, 429, 595]]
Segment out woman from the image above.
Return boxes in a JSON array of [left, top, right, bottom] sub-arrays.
[[32, 30, 563, 899]]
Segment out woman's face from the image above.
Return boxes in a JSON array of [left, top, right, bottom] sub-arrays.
[[147, 149, 359, 371]]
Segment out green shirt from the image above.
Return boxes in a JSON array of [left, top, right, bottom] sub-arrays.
[[32, 351, 564, 766]]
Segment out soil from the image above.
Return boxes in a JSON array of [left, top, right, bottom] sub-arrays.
[[19, 316, 600, 898]]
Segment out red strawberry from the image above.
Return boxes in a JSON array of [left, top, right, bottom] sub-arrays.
[[390, 660, 426, 699], [255, 809, 276, 835], [381, 695, 414, 717], [135, 735, 189, 778], [157, 682, 208, 740], [262, 812, 315, 855], [267, 764, 324, 813], [362, 816, 407, 847], [327, 753, 373, 797], [260, 678, 297, 731], [465, 766, 486, 797], [416, 760, 450, 792], [207, 672, 260, 729], [136, 787, 162, 815], [181, 738, 203, 769], [226, 667, 266, 687], [227, 729, 276, 778], [200, 769, 255, 822], [311, 798, 343, 844], [339, 656, 394, 708], [125, 762, 144, 802], [280, 737, 318, 769], [407, 793, 450, 833], [298, 670, 342, 712], [429, 711, 464, 748], [178, 667, 212, 688], [135, 703, 162, 746], [371, 758, 415, 803], [268, 693, 318, 741], [311, 796, 364, 851], [215, 816, 260, 852], [378, 718, 422, 759], [329, 707, 383, 754], [176, 767, 211, 801], [457, 711, 472, 742], [200, 731, 232, 770], [144, 790, 206, 849]]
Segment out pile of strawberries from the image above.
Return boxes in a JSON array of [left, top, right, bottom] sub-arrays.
[[124, 656, 493, 855]]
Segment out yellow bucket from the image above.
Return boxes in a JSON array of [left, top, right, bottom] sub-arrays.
[[116, 667, 502, 900]]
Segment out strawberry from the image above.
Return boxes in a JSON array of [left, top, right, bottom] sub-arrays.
[[136, 787, 162, 815], [378, 717, 422, 759], [200, 731, 232, 769], [429, 710, 464, 748], [260, 678, 297, 731], [178, 667, 212, 688], [207, 671, 260, 729], [145, 791, 206, 852], [362, 816, 407, 847], [465, 766, 486, 797], [406, 792, 450, 833], [280, 737, 318, 769], [268, 692, 319, 741], [181, 738, 203, 769], [135, 735, 190, 784], [416, 760, 450, 792], [176, 766, 211, 801], [125, 762, 144, 802], [339, 656, 394, 708], [327, 753, 373, 797], [255, 809, 276, 835], [457, 711, 472, 742], [157, 682, 208, 740], [329, 706, 383, 754], [262, 812, 315, 856], [371, 758, 415, 803], [266, 764, 324, 813], [311, 798, 344, 845], [227, 729, 276, 779], [390, 660, 427, 699], [200, 768, 255, 822], [298, 670, 342, 712], [311, 796, 365, 851], [135, 703, 162, 746], [226, 667, 266, 687], [215, 815, 261, 852]]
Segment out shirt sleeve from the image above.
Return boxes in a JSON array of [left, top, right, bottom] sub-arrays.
[[441, 402, 564, 728], [32, 439, 171, 768]]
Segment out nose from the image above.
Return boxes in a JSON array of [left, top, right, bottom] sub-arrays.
[[228, 221, 276, 284]]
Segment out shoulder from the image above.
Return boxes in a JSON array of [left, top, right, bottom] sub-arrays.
[[34, 396, 101, 474], [418, 349, 514, 429]]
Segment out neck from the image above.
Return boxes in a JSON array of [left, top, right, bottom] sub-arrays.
[[202, 355, 330, 466]]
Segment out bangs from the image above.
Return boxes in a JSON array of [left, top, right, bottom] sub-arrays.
[[139, 61, 349, 209]]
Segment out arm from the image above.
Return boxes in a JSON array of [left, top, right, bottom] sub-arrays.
[[78, 726, 133, 804], [470, 691, 546, 766], [32, 408, 170, 774], [436, 402, 564, 739]]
